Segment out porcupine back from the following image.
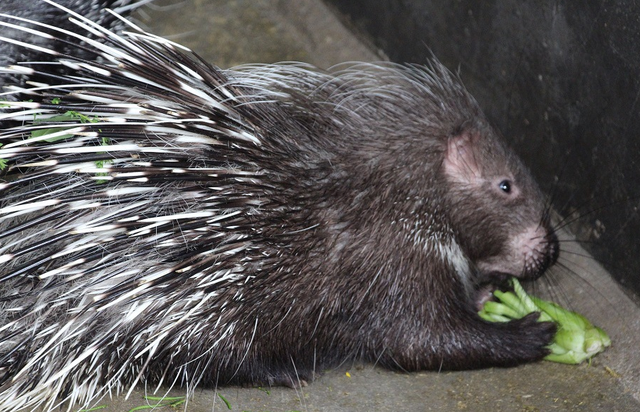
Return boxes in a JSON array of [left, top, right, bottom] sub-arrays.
[[0, 0, 154, 91], [0, 2, 558, 411]]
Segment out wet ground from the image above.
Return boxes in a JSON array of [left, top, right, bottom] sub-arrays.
[[30, 0, 640, 410]]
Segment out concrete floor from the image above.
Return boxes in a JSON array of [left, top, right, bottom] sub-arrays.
[[35, 0, 640, 410]]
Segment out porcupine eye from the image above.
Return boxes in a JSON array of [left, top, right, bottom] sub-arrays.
[[499, 180, 512, 194]]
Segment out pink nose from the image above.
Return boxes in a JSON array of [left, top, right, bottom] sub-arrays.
[[519, 225, 559, 279]]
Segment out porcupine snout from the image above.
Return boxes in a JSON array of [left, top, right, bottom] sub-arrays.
[[513, 224, 559, 280]]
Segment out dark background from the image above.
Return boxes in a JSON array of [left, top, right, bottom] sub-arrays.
[[325, 0, 640, 299]]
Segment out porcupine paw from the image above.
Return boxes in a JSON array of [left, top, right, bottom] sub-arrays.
[[497, 312, 557, 364]]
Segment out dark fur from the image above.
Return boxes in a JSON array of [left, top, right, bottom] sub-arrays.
[[0, 2, 558, 409]]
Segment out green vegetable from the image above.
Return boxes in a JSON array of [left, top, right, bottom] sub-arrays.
[[0, 143, 6, 171], [479, 278, 611, 364], [29, 110, 112, 182], [128, 395, 185, 411], [31, 110, 101, 142], [217, 393, 232, 410]]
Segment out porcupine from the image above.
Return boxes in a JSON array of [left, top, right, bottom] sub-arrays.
[[0, 1, 559, 411]]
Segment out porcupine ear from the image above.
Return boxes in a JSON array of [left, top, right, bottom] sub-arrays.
[[443, 130, 483, 184]]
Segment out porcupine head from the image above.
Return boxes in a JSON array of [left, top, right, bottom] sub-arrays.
[[306, 63, 561, 374]]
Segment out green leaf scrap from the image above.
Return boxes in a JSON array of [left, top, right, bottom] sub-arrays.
[[479, 278, 611, 364]]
